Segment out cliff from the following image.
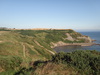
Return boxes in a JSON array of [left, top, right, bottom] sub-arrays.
[[0, 29, 95, 73], [50, 31, 94, 48]]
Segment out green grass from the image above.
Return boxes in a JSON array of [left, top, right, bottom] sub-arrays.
[[0, 55, 22, 71], [0, 70, 16, 75]]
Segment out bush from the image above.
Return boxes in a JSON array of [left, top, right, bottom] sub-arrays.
[[13, 50, 100, 75], [52, 50, 100, 75]]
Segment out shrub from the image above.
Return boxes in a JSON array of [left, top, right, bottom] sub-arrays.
[[51, 50, 100, 75], [0, 56, 22, 70]]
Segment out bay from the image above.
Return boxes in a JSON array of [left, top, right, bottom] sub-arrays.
[[54, 31, 100, 52]]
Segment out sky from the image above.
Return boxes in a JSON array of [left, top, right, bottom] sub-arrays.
[[0, 0, 100, 31]]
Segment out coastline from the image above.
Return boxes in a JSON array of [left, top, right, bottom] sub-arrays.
[[65, 42, 96, 46], [51, 41, 96, 48]]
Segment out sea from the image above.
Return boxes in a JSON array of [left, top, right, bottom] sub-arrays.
[[54, 31, 100, 52]]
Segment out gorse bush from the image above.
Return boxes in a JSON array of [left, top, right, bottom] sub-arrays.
[[52, 50, 100, 75]]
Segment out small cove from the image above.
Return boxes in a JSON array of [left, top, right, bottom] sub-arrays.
[[54, 31, 100, 52]]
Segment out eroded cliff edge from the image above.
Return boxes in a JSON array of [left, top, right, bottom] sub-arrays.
[[50, 30, 95, 48]]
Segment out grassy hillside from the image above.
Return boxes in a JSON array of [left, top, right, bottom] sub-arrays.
[[0, 29, 96, 75]]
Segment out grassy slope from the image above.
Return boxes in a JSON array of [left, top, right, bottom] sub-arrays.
[[0, 29, 91, 74], [0, 30, 52, 73]]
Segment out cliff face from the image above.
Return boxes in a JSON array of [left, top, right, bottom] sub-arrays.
[[50, 31, 94, 48]]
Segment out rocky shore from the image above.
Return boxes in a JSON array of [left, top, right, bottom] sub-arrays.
[[51, 32, 97, 48], [51, 41, 96, 48]]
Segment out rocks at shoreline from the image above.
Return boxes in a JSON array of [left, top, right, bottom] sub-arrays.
[[95, 43, 100, 46], [51, 41, 96, 48]]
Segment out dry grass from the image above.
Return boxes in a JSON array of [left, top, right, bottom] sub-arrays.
[[33, 62, 78, 75]]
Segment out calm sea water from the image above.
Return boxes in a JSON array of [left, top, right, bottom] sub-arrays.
[[54, 31, 100, 52]]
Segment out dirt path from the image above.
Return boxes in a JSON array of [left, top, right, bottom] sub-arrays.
[[0, 41, 3, 43], [21, 43, 26, 57], [34, 40, 55, 55]]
